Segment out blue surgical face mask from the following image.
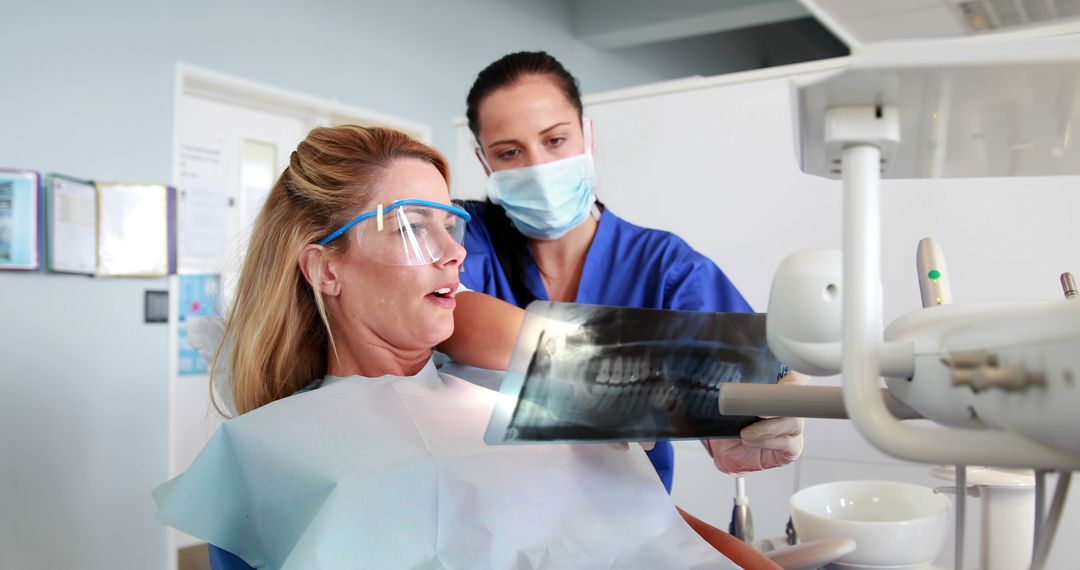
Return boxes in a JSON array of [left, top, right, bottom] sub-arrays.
[[481, 121, 597, 240]]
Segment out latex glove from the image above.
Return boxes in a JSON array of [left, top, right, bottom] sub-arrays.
[[704, 371, 808, 474]]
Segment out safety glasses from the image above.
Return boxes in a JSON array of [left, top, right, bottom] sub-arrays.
[[317, 199, 471, 266]]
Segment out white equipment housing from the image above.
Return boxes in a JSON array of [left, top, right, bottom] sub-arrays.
[[768, 32, 1080, 469]]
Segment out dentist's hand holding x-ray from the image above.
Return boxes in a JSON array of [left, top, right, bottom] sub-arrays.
[[706, 371, 807, 474], [616, 371, 807, 472]]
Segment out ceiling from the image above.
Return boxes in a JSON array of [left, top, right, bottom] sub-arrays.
[[568, 0, 850, 71], [570, 0, 1080, 52], [570, 0, 814, 48]]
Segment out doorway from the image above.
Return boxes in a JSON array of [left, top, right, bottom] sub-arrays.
[[167, 64, 431, 570]]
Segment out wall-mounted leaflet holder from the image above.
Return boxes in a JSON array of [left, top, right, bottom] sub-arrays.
[[95, 182, 177, 277], [485, 302, 788, 445], [0, 168, 42, 271], [45, 174, 97, 275]]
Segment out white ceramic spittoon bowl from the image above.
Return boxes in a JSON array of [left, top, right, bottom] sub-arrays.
[[789, 480, 950, 568]]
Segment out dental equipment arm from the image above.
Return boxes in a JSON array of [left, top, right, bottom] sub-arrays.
[[766, 34, 1080, 470], [718, 384, 921, 420], [824, 110, 1078, 470]]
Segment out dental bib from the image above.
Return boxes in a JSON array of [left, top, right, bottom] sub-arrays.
[[153, 360, 734, 569]]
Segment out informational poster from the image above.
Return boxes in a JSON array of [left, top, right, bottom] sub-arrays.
[[486, 302, 788, 445], [177, 274, 221, 376], [47, 175, 97, 274], [177, 140, 230, 273], [0, 168, 41, 271]]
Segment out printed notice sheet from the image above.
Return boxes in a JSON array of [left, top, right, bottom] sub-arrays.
[[47, 175, 97, 274]]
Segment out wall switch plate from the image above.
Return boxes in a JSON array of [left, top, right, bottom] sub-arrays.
[[145, 290, 169, 323]]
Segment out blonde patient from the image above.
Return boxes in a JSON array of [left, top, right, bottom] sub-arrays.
[[156, 125, 780, 569], [226, 127, 465, 414]]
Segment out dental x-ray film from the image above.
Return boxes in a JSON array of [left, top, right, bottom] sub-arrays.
[[485, 302, 788, 445]]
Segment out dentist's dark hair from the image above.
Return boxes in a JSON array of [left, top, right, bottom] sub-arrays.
[[464, 51, 585, 306], [466, 51, 583, 139]]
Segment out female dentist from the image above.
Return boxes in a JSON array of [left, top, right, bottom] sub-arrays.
[[448, 51, 805, 492]]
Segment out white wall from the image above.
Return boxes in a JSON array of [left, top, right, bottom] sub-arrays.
[[0, 2, 768, 568], [0, 1, 766, 173], [0, 274, 170, 569]]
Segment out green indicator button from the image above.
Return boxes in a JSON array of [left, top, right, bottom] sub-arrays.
[[928, 269, 942, 280]]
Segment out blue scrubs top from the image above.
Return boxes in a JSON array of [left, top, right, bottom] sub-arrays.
[[457, 201, 753, 492]]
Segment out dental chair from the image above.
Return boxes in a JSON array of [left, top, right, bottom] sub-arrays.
[[679, 508, 782, 570], [679, 508, 856, 570], [208, 544, 253, 570]]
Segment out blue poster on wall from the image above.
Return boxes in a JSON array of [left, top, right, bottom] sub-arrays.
[[178, 274, 221, 376], [0, 168, 42, 271]]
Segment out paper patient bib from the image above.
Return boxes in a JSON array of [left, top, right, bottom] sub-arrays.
[[153, 360, 736, 569]]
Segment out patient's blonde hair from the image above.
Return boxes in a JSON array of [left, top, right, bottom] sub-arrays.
[[214, 125, 450, 415]]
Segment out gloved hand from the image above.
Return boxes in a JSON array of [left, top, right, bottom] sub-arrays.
[[704, 371, 808, 474]]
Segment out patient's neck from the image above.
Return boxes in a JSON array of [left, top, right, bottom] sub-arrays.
[[328, 342, 431, 378]]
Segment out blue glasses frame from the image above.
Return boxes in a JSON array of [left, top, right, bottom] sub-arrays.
[[317, 199, 472, 246]]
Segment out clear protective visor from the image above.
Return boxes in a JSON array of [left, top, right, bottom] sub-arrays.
[[317, 199, 471, 266]]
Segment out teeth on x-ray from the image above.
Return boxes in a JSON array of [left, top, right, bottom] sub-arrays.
[[521, 346, 756, 425], [497, 303, 783, 443], [596, 359, 611, 385]]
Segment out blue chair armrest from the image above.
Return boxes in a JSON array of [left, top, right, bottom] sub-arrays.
[[208, 544, 255, 570]]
